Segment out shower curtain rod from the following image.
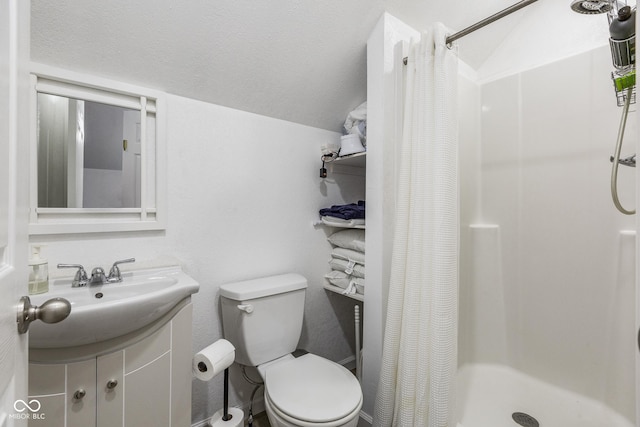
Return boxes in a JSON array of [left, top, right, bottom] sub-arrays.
[[403, 0, 539, 64], [446, 0, 539, 44]]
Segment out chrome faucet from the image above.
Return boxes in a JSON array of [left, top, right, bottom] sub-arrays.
[[107, 258, 135, 283], [89, 267, 107, 285], [58, 258, 135, 287], [57, 264, 89, 287]]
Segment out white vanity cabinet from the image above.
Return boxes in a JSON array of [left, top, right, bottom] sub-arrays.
[[28, 302, 193, 427]]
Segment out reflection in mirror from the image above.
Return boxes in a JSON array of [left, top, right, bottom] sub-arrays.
[[37, 94, 141, 209]]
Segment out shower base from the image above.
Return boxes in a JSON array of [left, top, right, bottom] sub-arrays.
[[455, 364, 633, 427]]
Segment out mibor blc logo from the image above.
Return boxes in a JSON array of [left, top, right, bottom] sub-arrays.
[[11, 399, 45, 420]]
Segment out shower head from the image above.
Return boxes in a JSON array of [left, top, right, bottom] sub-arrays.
[[570, 0, 614, 14]]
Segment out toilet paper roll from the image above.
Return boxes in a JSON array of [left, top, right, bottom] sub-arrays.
[[193, 339, 235, 381]]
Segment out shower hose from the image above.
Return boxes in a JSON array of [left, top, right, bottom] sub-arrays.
[[611, 86, 635, 215]]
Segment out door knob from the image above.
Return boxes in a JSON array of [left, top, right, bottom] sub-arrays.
[[17, 296, 71, 334]]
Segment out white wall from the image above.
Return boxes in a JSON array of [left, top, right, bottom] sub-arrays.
[[476, 1, 612, 83], [30, 93, 366, 425], [460, 45, 636, 422]]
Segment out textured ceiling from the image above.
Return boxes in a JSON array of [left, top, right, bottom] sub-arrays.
[[30, 0, 599, 132]]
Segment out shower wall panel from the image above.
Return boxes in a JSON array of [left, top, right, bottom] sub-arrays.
[[465, 44, 636, 421]]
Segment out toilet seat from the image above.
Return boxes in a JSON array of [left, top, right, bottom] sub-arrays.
[[265, 391, 361, 427], [264, 353, 362, 424]]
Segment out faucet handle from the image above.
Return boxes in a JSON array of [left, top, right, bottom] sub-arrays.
[[107, 258, 135, 283], [57, 264, 88, 287]]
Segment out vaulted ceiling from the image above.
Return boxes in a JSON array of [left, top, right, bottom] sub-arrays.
[[30, 0, 612, 132]]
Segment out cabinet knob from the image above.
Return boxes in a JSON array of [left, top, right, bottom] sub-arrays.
[[73, 389, 86, 400], [106, 379, 118, 390]]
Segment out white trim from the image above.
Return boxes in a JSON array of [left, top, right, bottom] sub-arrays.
[[140, 97, 148, 222], [191, 406, 248, 427], [359, 410, 373, 425], [28, 74, 38, 227], [30, 62, 164, 101], [191, 419, 211, 427], [35, 78, 143, 111], [338, 354, 357, 371]]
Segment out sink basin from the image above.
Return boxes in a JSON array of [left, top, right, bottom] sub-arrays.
[[29, 266, 199, 348]]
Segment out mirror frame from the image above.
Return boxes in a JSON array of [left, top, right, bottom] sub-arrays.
[[29, 63, 167, 235]]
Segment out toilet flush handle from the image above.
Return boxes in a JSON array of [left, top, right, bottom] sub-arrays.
[[237, 304, 254, 314]]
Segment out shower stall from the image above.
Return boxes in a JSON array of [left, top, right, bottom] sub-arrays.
[[457, 2, 637, 425], [364, 2, 638, 425], [457, 42, 637, 425]]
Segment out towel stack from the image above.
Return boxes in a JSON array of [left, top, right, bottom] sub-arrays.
[[324, 229, 365, 296], [319, 201, 365, 228]]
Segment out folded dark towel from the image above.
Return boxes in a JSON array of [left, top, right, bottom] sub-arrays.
[[319, 201, 365, 220]]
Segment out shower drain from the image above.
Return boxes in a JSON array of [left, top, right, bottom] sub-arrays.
[[512, 412, 539, 427]]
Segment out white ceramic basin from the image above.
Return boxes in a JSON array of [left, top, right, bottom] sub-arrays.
[[29, 266, 199, 349]]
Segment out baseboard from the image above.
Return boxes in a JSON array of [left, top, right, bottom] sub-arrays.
[[191, 402, 261, 427], [358, 410, 373, 427], [338, 354, 356, 371], [191, 417, 211, 427]]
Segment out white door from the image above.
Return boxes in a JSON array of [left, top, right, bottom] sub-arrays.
[[0, 0, 30, 425]]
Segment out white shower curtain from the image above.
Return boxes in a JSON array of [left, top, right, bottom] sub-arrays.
[[374, 23, 459, 427]]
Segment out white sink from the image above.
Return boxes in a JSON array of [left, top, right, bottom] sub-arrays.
[[29, 266, 199, 349]]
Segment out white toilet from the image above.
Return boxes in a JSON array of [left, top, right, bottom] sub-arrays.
[[219, 273, 363, 427]]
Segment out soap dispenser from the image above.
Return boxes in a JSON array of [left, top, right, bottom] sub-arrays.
[[28, 245, 49, 295]]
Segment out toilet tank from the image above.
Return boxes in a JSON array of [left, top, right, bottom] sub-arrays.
[[219, 273, 307, 366]]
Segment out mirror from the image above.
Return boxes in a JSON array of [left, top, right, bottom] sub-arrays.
[[29, 64, 166, 234], [38, 94, 141, 209]]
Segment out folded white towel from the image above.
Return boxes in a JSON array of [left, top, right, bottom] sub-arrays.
[[329, 258, 365, 278], [328, 229, 365, 252], [325, 270, 365, 291], [321, 216, 365, 228], [331, 247, 365, 264], [343, 279, 364, 295]]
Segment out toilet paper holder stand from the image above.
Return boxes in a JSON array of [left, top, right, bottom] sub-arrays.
[[194, 339, 242, 427], [197, 362, 232, 422]]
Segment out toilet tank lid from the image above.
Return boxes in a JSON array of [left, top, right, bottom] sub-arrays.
[[219, 273, 307, 300]]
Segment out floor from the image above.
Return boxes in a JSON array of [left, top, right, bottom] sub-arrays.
[[246, 411, 270, 427]]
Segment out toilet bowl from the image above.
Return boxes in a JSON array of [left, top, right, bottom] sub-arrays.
[[219, 274, 363, 427], [259, 354, 362, 427]]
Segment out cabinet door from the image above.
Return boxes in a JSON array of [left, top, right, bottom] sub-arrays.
[[28, 303, 193, 427], [124, 352, 171, 427], [67, 359, 97, 427], [97, 350, 124, 427], [28, 363, 66, 427], [123, 321, 171, 427]]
